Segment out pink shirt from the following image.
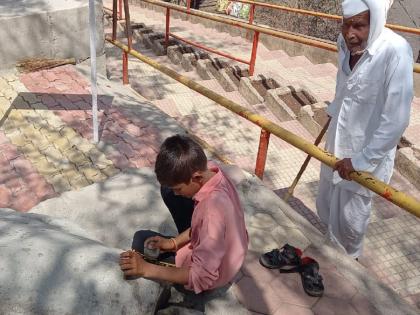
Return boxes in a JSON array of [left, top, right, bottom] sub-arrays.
[[175, 163, 248, 294]]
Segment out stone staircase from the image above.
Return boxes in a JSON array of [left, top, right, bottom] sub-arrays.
[[104, 4, 334, 190], [105, 1, 420, 193], [103, 1, 420, 309]]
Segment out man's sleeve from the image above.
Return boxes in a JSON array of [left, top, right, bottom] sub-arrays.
[[351, 46, 414, 172], [185, 204, 226, 294]]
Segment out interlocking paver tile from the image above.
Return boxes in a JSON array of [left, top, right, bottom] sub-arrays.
[[273, 303, 314, 315], [312, 297, 359, 315], [270, 273, 319, 308], [11, 188, 40, 212], [0, 184, 12, 208], [234, 276, 283, 314]]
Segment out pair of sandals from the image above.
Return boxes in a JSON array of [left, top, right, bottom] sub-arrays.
[[259, 244, 324, 297]]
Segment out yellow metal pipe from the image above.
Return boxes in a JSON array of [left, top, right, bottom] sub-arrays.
[[106, 36, 420, 218], [140, 0, 420, 73]]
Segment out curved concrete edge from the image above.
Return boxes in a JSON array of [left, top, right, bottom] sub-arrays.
[[28, 159, 418, 314], [236, 171, 418, 315], [0, 207, 162, 315], [31, 168, 179, 250]]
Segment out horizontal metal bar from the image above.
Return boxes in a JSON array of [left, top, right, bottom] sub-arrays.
[[141, 0, 338, 52], [106, 36, 420, 218], [233, 0, 420, 36], [140, 0, 420, 73], [169, 33, 250, 65]]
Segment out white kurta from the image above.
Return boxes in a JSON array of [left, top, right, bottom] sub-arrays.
[[317, 28, 414, 258]]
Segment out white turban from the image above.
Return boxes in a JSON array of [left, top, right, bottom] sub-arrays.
[[341, 0, 390, 52], [342, 0, 369, 18]]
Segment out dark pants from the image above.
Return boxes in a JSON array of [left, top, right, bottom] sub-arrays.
[[131, 186, 194, 262]]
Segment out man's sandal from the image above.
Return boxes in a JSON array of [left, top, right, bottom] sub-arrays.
[[259, 244, 302, 270], [280, 257, 324, 297]]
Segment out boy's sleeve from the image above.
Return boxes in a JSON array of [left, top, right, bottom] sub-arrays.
[[186, 203, 227, 294]]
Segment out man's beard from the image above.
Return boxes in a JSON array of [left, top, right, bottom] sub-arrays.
[[350, 41, 368, 56]]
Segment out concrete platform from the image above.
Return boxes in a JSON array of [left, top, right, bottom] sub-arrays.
[[0, 0, 104, 70], [27, 166, 419, 315]]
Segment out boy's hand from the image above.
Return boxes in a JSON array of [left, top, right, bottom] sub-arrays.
[[119, 250, 146, 277], [146, 236, 175, 252]]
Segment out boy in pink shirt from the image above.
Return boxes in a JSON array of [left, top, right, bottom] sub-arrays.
[[119, 134, 248, 294]]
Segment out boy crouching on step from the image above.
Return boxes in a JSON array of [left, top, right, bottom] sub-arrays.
[[119, 134, 248, 294]]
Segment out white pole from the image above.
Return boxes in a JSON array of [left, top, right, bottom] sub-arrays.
[[89, 0, 99, 143]]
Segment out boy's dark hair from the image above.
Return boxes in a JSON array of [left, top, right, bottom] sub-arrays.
[[155, 134, 207, 187]]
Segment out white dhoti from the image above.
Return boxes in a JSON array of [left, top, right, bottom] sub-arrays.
[[316, 177, 372, 258]]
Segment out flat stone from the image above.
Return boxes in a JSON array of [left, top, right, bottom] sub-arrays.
[[350, 292, 382, 315], [311, 296, 358, 315], [31, 168, 178, 249], [247, 226, 279, 253], [0, 208, 161, 315], [247, 212, 278, 229], [273, 303, 314, 315], [270, 226, 311, 252], [270, 273, 319, 308], [241, 251, 279, 284], [233, 276, 283, 314]]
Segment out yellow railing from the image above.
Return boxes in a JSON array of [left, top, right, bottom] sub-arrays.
[[106, 36, 420, 218]]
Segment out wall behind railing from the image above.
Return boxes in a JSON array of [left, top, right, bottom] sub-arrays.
[[130, 0, 420, 96]]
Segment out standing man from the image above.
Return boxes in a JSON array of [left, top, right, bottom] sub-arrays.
[[316, 0, 414, 258]]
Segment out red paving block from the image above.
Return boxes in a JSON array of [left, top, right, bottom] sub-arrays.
[[130, 156, 153, 168], [11, 188, 40, 212], [233, 276, 283, 314], [125, 124, 143, 137], [0, 132, 9, 145], [109, 153, 134, 170], [0, 143, 21, 160], [25, 173, 57, 200], [0, 185, 12, 208], [241, 251, 279, 284], [135, 145, 158, 160], [43, 71, 60, 82], [116, 142, 136, 158], [12, 157, 36, 177], [5, 176, 23, 194]]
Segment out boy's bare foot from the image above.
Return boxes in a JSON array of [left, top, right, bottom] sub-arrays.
[[119, 250, 147, 277]]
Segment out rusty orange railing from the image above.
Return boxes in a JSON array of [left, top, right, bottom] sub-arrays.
[[107, 1, 420, 208], [106, 37, 420, 217], [138, 0, 420, 76], [233, 0, 420, 36]]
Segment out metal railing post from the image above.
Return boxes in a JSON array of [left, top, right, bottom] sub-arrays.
[[118, 0, 123, 19], [255, 129, 270, 179], [122, 0, 132, 85], [106, 37, 420, 217], [249, 31, 259, 76], [246, 4, 255, 40], [165, 8, 170, 48], [112, 0, 118, 40]]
